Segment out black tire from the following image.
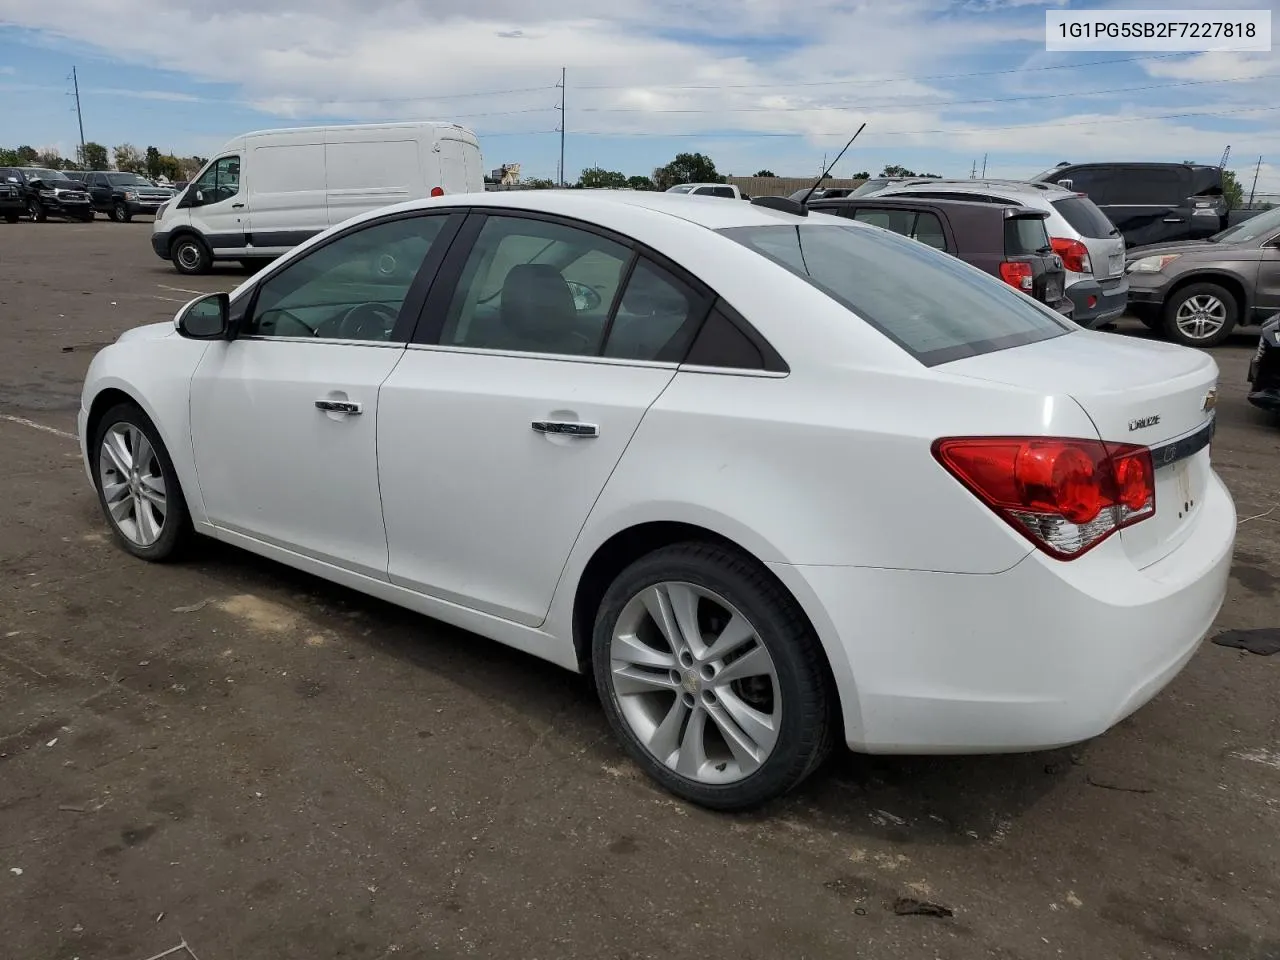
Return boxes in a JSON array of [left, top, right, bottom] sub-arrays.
[[91, 402, 193, 562], [27, 199, 46, 223], [592, 542, 834, 811], [171, 234, 212, 275], [3, 213, 17, 224], [78, 210, 95, 222], [113, 201, 132, 223], [1162, 282, 1238, 348]]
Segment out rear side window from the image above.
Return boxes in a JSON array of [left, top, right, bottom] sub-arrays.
[[720, 224, 1072, 367], [1113, 166, 1187, 205], [1051, 196, 1116, 239], [851, 208, 947, 249], [1004, 216, 1051, 256]]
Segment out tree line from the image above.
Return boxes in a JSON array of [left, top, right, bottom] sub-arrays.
[[0, 143, 207, 180]]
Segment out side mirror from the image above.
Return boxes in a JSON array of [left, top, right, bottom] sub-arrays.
[[175, 293, 230, 339]]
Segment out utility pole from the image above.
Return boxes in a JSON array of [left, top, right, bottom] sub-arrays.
[[981, 153, 988, 178], [69, 66, 86, 166], [1248, 155, 1263, 207], [970, 159, 977, 178], [556, 67, 566, 187]]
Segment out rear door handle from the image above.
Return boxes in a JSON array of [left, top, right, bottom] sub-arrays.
[[1163, 216, 1185, 222], [532, 420, 598, 438], [316, 399, 362, 414]]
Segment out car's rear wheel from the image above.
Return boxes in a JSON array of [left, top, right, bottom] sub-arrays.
[[92, 403, 192, 562], [171, 235, 212, 275], [1163, 282, 1237, 348], [27, 199, 46, 223], [592, 542, 834, 811], [112, 201, 132, 223], [78, 210, 94, 222]]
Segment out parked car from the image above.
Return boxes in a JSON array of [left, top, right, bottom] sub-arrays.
[[786, 178, 921, 204], [0, 171, 23, 223], [1033, 162, 1228, 248], [152, 120, 485, 275], [62, 171, 89, 187], [1247, 314, 1280, 414], [1, 166, 94, 222], [80, 190, 1233, 810], [83, 171, 175, 222], [872, 179, 1128, 328], [1125, 205, 1280, 348], [808, 195, 1074, 316], [665, 183, 743, 199]]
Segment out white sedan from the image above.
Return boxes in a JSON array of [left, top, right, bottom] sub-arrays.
[[79, 191, 1235, 810]]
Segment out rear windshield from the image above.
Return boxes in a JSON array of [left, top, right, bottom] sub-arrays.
[[1051, 196, 1115, 239], [1005, 216, 1052, 256], [719, 223, 1072, 366]]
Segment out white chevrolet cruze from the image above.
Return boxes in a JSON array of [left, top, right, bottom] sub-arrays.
[[79, 191, 1235, 810]]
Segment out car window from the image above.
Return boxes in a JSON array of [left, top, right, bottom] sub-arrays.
[[1052, 165, 1109, 202], [720, 223, 1072, 367], [1051, 196, 1116, 239], [603, 259, 704, 361], [440, 215, 631, 356], [1005, 216, 1052, 256], [852, 208, 946, 250], [1114, 166, 1187, 206], [707, 187, 736, 198], [247, 215, 446, 342], [911, 211, 946, 249], [192, 156, 241, 205]]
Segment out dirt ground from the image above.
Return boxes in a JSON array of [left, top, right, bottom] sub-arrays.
[[2, 219, 1279, 960]]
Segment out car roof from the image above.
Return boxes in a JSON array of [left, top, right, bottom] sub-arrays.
[[812, 196, 1045, 216]]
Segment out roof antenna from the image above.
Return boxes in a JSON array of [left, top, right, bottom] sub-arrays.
[[751, 122, 867, 217], [801, 123, 866, 206]]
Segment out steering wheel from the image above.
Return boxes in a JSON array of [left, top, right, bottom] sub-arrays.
[[321, 302, 399, 340], [255, 307, 317, 337]]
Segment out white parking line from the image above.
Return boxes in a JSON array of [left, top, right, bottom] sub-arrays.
[[0, 414, 78, 442], [157, 284, 205, 295], [152, 295, 189, 303]]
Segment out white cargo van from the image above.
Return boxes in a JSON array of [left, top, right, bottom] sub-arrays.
[[151, 121, 484, 274]]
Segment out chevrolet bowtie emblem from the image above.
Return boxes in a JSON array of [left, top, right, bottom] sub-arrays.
[[1203, 390, 1218, 412]]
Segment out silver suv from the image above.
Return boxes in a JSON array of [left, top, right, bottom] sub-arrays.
[[867, 179, 1128, 328]]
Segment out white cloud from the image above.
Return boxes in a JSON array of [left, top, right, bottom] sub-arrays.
[[0, 65, 16, 75]]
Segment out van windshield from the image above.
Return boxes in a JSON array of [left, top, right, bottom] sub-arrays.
[[719, 223, 1072, 366]]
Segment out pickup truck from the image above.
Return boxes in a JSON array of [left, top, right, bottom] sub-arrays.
[[0, 166, 94, 221], [83, 171, 175, 221]]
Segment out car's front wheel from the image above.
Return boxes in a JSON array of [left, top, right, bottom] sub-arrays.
[[3, 213, 17, 224], [592, 542, 834, 811], [1163, 282, 1238, 348], [112, 201, 132, 223], [171, 235, 212, 275], [27, 199, 46, 223], [92, 403, 193, 561]]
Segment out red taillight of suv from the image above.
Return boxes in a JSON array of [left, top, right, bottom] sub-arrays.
[[1050, 237, 1092, 275], [932, 437, 1155, 559], [999, 261, 1034, 292]]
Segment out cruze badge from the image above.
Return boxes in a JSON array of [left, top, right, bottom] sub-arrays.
[[1129, 415, 1161, 431], [1202, 390, 1217, 412]]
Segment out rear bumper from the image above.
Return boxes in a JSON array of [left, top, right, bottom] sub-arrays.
[[774, 471, 1235, 753], [1067, 276, 1129, 327]]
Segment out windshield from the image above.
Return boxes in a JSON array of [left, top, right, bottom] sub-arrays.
[[1052, 196, 1117, 239], [26, 168, 68, 182], [109, 173, 153, 186], [720, 223, 1072, 366], [1210, 206, 1280, 243], [849, 180, 891, 197], [666, 184, 696, 194]]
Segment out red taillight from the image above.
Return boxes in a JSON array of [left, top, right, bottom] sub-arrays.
[[430, 186, 445, 197], [999, 261, 1034, 292], [1050, 237, 1091, 275], [932, 437, 1155, 559]]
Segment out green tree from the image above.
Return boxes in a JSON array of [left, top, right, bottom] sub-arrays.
[[852, 170, 870, 180], [523, 177, 556, 189], [577, 166, 628, 189], [145, 146, 163, 179], [754, 169, 776, 178], [625, 175, 656, 191], [0, 148, 19, 166], [652, 152, 722, 190], [15, 145, 38, 164], [113, 143, 145, 173], [80, 142, 109, 170], [35, 148, 65, 169], [1222, 169, 1244, 210]]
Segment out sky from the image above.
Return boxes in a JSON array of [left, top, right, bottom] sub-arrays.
[[1, 0, 1279, 192]]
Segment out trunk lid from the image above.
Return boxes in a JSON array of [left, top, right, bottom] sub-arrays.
[[942, 331, 1219, 569]]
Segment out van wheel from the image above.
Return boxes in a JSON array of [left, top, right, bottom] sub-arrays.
[[1163, 282, 1237, 348], [172, 235, 212, 275]]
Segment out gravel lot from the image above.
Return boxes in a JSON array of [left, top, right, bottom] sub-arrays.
[[2, 219, 1279, 960]]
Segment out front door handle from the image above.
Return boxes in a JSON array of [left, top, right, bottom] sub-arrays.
[[1163, 216, 1185, 223], [316, 399, 362, 415], [532, 420, 598, 438], [232, 202, 245, 209]]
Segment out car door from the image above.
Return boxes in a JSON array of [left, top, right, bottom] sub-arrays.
[[378, 211, 710, 626], [189, 210, 463, 577], [1253, 231, 1280, 319], [86, 173, 107, 210], [183, 154, 249, 253], [1097, 165, 1187, 246]]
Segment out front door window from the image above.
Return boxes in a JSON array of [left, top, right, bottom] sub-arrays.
[[192, 156, 241, 206]]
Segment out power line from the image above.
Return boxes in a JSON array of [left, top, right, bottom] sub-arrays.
[[572, 52, 1194, 91], [575, 72, 1279, 115]]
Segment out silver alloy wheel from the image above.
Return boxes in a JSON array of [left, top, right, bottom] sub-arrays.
[[1174, 293, 1228, 341], [98, 423, 167, 546], [176, 241, 201, 270], [609, 581, 781, 785]]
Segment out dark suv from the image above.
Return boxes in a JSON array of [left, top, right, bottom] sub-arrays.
[[83, 171, 175, 221], [809, 195, 1074, 316], [0, 167, 94, 222], [0, 171, 22, 223], [1033, 162, 1227, 248]]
